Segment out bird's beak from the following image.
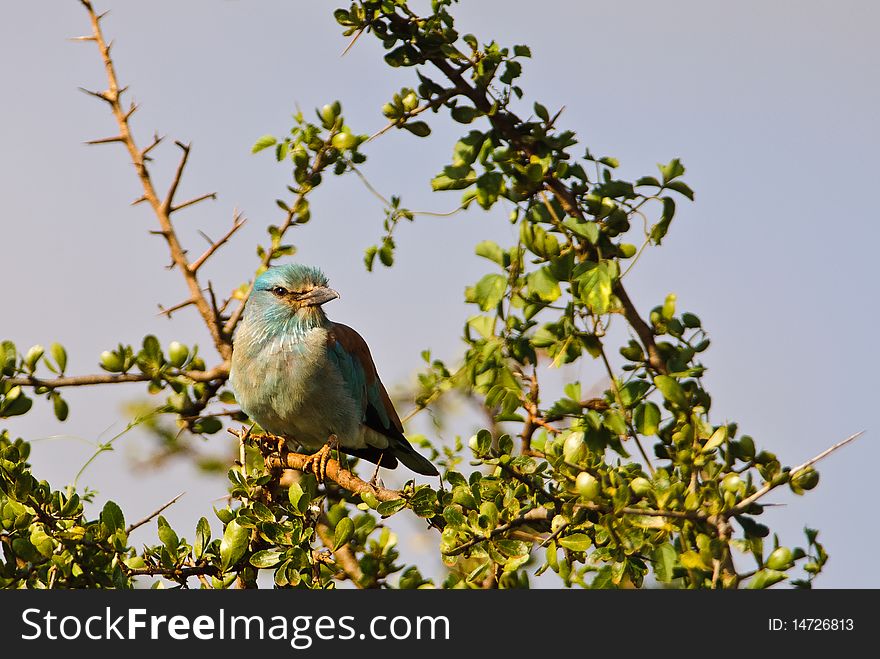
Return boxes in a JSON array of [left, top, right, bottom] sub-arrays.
[[301, 286, 340, 307]]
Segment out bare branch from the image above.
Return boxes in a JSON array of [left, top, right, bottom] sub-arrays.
[[163, 141, 190, 214], [725, 431, 865, 518], [188, 213, 246, 273], [77, 1, 232, 360], [157, 297, 196, 319], [125, 492, 185, 534], [171, 192, 217, 214]]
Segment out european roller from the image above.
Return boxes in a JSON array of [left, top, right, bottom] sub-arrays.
[[229, 263, 438, 481]]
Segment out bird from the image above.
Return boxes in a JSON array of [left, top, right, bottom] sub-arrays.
[[229, 263, 438, 481]]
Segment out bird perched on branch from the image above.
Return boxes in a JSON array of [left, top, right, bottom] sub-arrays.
[[229, 263, 438, 481]]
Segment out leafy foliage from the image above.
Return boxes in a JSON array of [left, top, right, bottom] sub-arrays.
[[0, 0, 844, 589]]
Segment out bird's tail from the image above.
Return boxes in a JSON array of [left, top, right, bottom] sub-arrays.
[[391, 438, 439, 476]]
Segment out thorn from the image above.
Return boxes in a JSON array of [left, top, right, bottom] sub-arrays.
[[198, 230, 214, 246], [340, 26, 366, 57], [84, 135, 125, 146], [131, 195, 148, 206], [142, 134, 164, 159], [69, 35, 97, 42], [78, 87, 112, 103], [97, 10, 111, 21], [170, 192, 217, 214], [157, 298, 196, 318], [124, 103, 139, 121]]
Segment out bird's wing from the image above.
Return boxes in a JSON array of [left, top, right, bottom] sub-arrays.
[[326, 322, 406, 440]]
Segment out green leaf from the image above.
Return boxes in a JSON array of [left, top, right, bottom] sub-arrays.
[[702, 426, 728, 453], [288, 482, 308, 515], [52, 394, 69, 422], [195, 517, 211, 560], [101, 500, 124, 534], [651, 197, 676, 245], [558, 533, 592, 552], [579, 262, 613, 314], [748, 569, 787, 589], [534, 102, 549, 122], [472, 273, 507, 311], [29, 527, 54, 558], [220, 519, 250, 572], [250, 549, 283, 569], [431, 171, 477, 191], [652, 543, 678, 582], [665, 180, 694, 200], [402, 121, 431, 137], [653, 375, 688, 408], [333, 517, 355, 550], [562, 217, 599, 243], [659, 158, 685, 183], [634, 402, 661, 436], [443, 505, 467, 528], [157, 515, 178, 550], [252, 135, 277, 154], [679, 550, 710, 571], [50, 343, 67, 373], [451, 106, 478, 123], [376, 498, 406, 518], [603, 411, 628, 436], [527, 267, 561, 302], [475, 240, 504, 266]]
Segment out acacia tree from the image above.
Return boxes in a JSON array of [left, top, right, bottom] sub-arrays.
[[0, 0, 859, 589]]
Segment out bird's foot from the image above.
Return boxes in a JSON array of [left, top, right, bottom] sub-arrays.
[[301, 435, 337, 483], [368, 454, 384, 488]]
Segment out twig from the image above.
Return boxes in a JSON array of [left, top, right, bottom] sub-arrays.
[[189, 213, 247, 273], [125, 492, 185, 534], [724, 431, 865, 518], [172, 192, 217, 214], [444, 509, 549, 557], [6, 364, 229, 389], [157, 297, 196, 318], [366, 89, 457, 142]]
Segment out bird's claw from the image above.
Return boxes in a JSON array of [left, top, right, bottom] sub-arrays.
[[301, 436, 337, 483]]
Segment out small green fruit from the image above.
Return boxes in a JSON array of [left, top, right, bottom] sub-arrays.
[[766, 547, 793, 570], [167, 341, 189, 367], [563, 432, 587, 463], [575, 472, 600, 501], [331, 132, 357, 150], [99, 350, 123, 373], [721, 473, 742, 493], [402, 91, 419, 112]]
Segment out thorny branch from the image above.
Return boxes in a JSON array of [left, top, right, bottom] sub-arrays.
[[77, 1, 237, 362]]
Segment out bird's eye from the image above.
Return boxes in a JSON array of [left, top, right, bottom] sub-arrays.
[[271, 286, 288, 296]]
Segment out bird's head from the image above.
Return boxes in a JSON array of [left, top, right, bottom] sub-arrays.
[[248, 264, 339, 324]]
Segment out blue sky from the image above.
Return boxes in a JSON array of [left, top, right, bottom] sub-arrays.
[[2, 1, 877, 587]]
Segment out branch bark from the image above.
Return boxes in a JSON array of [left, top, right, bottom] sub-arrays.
[[6, 365, 229, 389]]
